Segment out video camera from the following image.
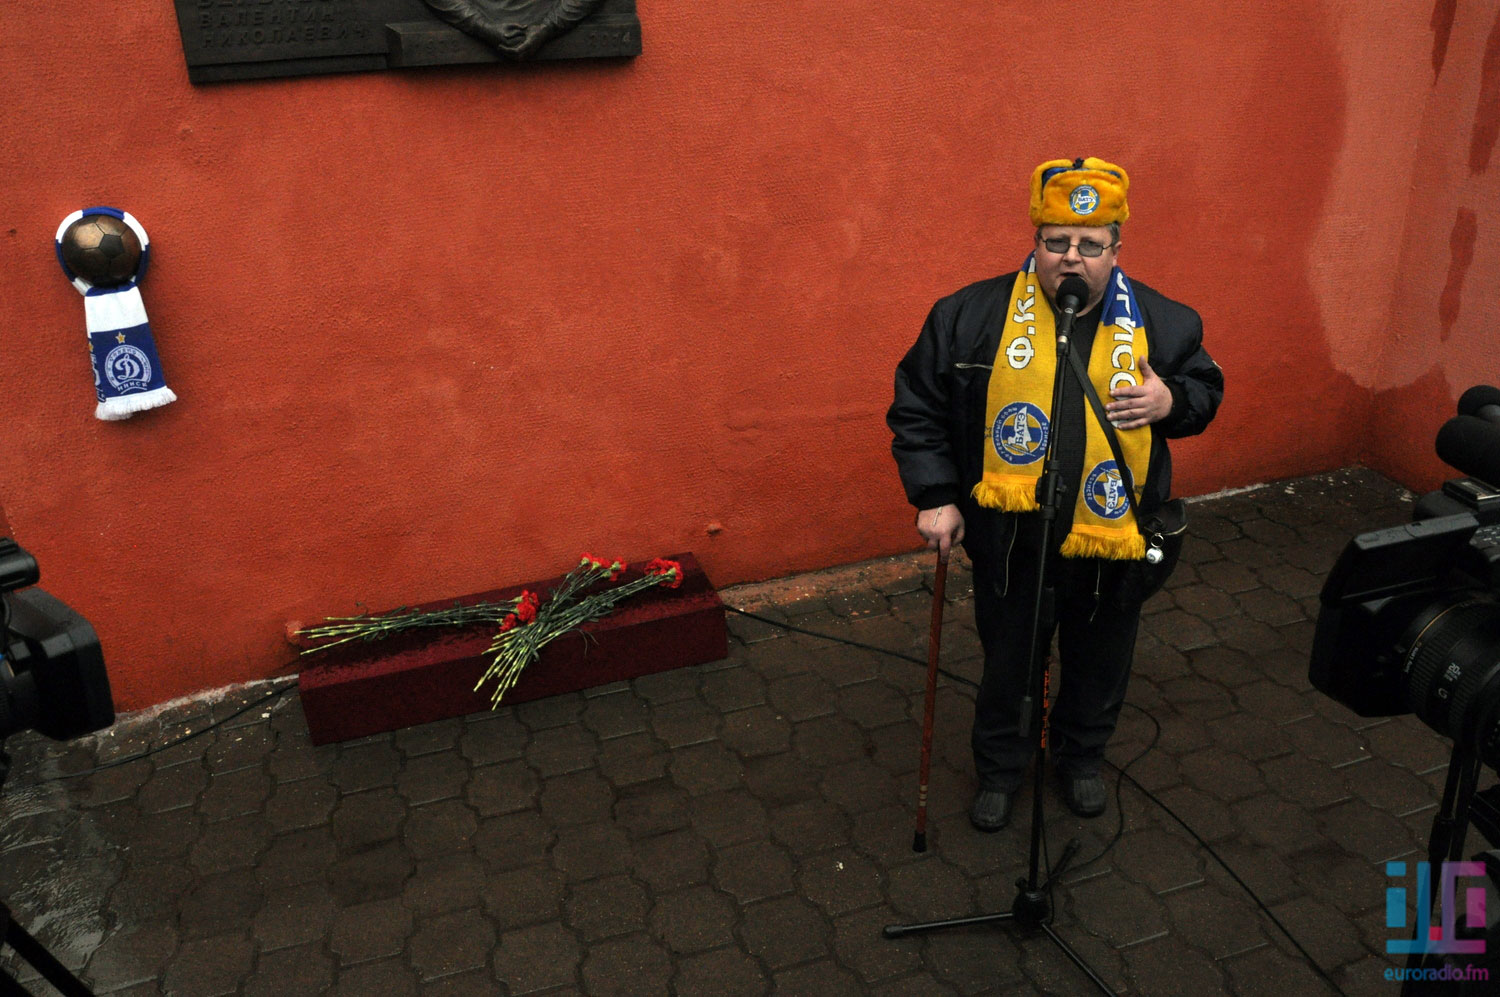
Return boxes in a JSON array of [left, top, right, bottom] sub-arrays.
[[0, 538, 113, 749], [0, 539, 113, 992], [1309, 386, 1500, 994], [1310, 386, 1500, 761]]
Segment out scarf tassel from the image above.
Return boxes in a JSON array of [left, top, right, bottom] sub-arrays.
[[96, 386, 178, 422], [1059, 530, 1146, 561], [971, 480, 1039, 513]]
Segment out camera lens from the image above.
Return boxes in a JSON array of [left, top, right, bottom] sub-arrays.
[[1402, 593, 1500, 767]]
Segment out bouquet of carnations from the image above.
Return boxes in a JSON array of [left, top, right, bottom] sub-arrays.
[[293, 554, 683, 707]]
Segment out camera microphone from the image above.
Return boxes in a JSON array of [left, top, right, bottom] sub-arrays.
[[1436, 415, 1500, 488], [1459, 385, 1500, 425]]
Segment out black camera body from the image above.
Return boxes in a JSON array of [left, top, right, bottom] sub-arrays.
[[1310, 495, 1500, 757], [0, 540, 115, 993], [1308, 399, 1500, 992], [1310, 382, 1500, 770], [0, 538, 113, 744]]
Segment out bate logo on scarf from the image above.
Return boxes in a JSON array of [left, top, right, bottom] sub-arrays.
[[993, 402, 1049, 465], [1083, 460, 1130, 520], [971, 259, 1150, 560]]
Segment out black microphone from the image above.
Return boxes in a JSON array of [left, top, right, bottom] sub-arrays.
[[1436, 415, 1500, 486], [1055, 275, 1089, 316], [1053, 275, 1090, 347], [1458, 385, 1500, 425]]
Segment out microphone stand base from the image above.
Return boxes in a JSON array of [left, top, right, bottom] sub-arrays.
[[882, 882, 1115, 996]]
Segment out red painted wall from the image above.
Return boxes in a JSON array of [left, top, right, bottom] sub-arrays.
[[1370, 2, 1500, 489], [0, 1, 1492, 709]]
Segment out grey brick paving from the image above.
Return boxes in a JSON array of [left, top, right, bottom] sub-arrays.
[[0, 468, 1468, 994]]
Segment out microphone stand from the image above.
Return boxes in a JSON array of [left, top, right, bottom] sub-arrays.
[[883, 286, 1117, 996]]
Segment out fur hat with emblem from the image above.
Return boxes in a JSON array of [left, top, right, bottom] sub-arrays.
[[1029, 157, 1130, 227]]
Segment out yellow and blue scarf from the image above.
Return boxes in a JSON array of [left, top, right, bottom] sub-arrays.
[[972, 256, 1150, 560]]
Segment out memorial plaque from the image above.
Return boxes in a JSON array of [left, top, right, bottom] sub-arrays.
[[173, 0, 640, 83]]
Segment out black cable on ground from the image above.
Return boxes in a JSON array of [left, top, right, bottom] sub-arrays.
[[1108, 701, 1349, 997], [36, 680, 298, 782], [725, 605, 981, 690], [1060, 702, 1162, 881], [725, 600, 1349, 997]]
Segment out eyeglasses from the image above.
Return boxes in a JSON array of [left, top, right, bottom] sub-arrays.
[[1037, 236, 1116, 258]]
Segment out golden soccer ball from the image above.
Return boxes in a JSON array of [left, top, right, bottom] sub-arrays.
[[61, 215, 142, 287]]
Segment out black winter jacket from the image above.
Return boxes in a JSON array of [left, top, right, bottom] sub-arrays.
[[888, 271, 1224, 566]]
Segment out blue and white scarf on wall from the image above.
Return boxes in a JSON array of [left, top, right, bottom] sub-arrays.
[[55, 206, 177, 421]]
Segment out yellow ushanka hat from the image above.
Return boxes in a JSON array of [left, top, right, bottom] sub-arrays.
[[1029, 157, 1130, 226]]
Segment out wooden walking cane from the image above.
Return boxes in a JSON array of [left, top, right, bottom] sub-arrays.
[[912, 552, 947, 853]]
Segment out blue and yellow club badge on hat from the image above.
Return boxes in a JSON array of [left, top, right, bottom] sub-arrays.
[[1029, 157, 1129, 227]]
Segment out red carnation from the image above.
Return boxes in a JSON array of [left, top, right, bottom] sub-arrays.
[[516, 599, 538, 624], [500, 614, 518, 632], [645, 558, 683, 589]]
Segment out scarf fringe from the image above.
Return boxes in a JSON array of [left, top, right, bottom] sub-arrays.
[[971, 480, 1038, 512], [1059, 530, 1146, 561], [96, 386, 177, 422]]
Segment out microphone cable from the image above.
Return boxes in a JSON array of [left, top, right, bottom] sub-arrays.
[[1107, 702, 1348, 997], [724, 603, 1350, 997], [31, 679, 298, 782]]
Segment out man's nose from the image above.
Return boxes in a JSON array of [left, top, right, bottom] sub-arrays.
[[1062, 243, 1084, 262]]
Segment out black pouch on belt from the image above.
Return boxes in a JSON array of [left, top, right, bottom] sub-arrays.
[[1117, 497, 1187, 605]]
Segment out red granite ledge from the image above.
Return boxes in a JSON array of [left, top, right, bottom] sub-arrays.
[[296, 552, 726, 745]]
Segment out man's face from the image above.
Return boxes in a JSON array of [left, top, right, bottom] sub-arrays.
[[1033, 224, 1119, 311]]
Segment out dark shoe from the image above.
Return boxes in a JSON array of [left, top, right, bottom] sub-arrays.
[[969, 789, 1013, 832], [1058, 772, 1107, 818]]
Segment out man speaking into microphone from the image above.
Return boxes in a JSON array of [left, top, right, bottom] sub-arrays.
[[887, 157, 1224, 831]]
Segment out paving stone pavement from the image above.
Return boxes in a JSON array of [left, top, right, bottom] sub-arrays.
[[0, 467, 1478, 995]]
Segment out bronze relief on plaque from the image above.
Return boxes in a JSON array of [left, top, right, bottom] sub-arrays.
[[171, 0, 639, 84], [421, 0, 605, 59]]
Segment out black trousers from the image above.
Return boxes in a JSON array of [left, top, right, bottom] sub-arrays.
[[969, 547, 1141, 793]]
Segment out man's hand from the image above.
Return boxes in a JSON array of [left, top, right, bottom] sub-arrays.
[[495, 22, 550, 57], [1105, 358, 1173, 430], [916, 504, 964, 562]]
